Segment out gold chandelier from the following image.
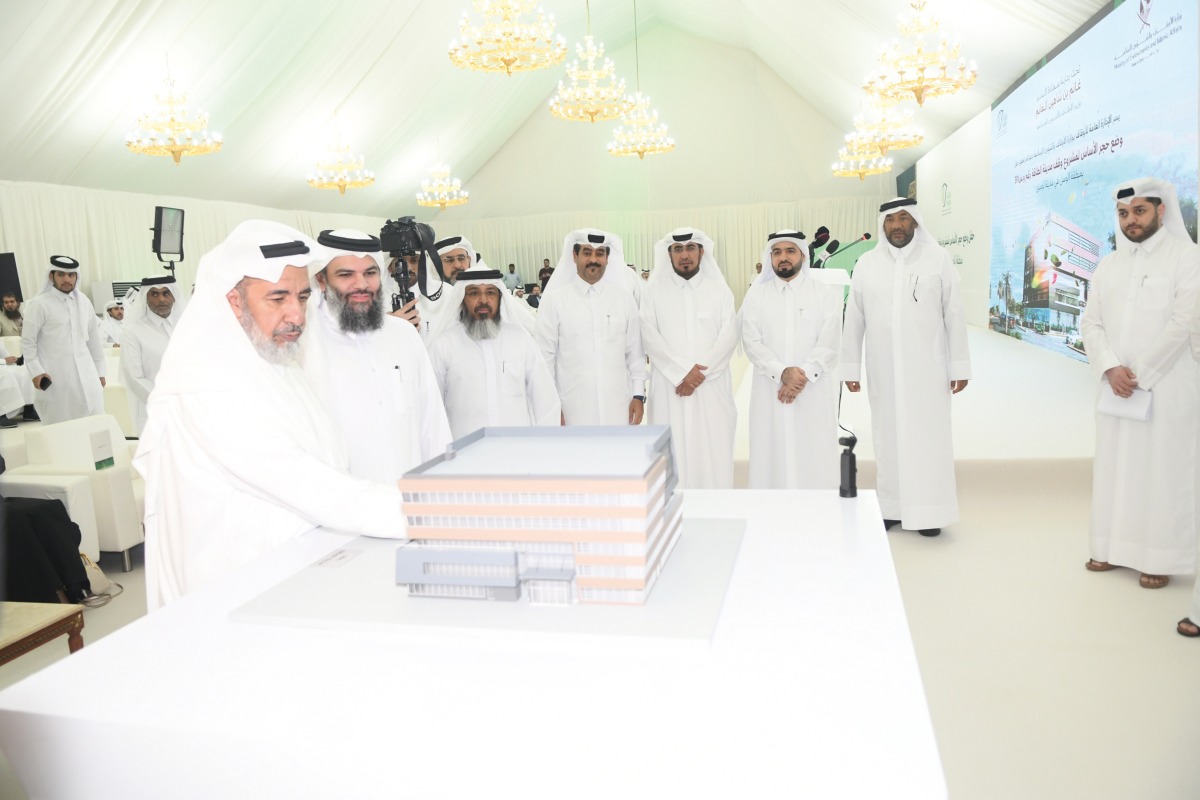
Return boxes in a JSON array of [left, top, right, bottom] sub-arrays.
[[607, 0, 674, 159], [846, 104, 924, 155], [126, 73, 222, 164], [608, 92, 675, 159], [549, 35, 631, 123], [306, 133, 375, 195], [864, 0, 977, 106], [449, 0, 567, 76], [832, 140, 893, 181], [416, 163, 469, 210]]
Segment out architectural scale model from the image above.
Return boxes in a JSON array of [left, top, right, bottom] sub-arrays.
[[396, 426, 681, 605]]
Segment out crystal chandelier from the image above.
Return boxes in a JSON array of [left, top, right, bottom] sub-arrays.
[[832, 141, 893, 181], [608, 92, 674, 159], [416, 163, 470, 210], [549, 2, 631, 123], [448, 0, 567, 76], [846, 103, 924, 156], [607, 0, 675, 159], [306, 132, 375, 195], [864, 0, 977, 106], [549, 35, 631, 123], [126, 71, 222, 165]]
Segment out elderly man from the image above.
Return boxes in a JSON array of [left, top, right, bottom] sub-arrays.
[[640, 228, 737, 488], [741, 231, 843, 489], [534, 229, 646, 426], [304, 229, 451, 481], [134, 221, 411, 609], [427, 264, 559, 439], [0, 292, 23, 337], [842, 198, 970, 537], [435, 236, 475, 285], [1080, 178, 1200, 593], [98, 300, 124, 346], [21, 255, 106, 424], [120, 276, 186, 434]]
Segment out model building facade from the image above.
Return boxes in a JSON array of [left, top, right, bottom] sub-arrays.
[[396, 426, 681, 605]]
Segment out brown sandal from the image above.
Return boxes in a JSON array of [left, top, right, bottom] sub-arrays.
[[1177, 618, 1200, 638], [1085, 559, 1116, 572], [1139, 573, 1169, 589]]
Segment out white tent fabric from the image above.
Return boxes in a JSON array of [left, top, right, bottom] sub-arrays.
[[0, 1, 1111, 302]]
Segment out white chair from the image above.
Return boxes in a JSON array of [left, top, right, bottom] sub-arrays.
[[5, 414, 144, 571], [0, 473, 101, 560], [103, 383, 137, 439]]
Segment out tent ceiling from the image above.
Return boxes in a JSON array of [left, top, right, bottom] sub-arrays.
[[0, 0, 1107, 218]]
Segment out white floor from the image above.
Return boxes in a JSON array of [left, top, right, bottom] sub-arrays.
[[3, 326, 1198, 798]]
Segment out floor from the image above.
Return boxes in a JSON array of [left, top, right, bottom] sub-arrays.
[[2, 329, 1198, 798]]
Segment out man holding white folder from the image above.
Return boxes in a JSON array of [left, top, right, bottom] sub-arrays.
[[1081, 177, 1200, 589]]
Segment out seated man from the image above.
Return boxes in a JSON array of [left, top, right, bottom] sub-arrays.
[[304, 229, 452, 481], [134, 221, 409, 610], [427, 264, 560, 439], [120, 276, 187, 434]]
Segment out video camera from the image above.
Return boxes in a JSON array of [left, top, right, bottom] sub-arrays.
[[380, 216, 447, 311]]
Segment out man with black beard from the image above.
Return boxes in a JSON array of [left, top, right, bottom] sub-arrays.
[[303, 229, 451, 483], [0, 292, 23, 337], [426, 264, 559, 439]]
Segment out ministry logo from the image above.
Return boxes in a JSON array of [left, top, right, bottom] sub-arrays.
[[941, 183, 953, 216], [995, 108, 1008, 137]]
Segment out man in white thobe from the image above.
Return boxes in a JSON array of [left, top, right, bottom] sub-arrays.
[[842, 198, 971, 537], [120, 276, 186, 435], [98, 300, 124, 346], [534, 229, 647, 426], [741, 230, 843, 490], [134, 221, 412, 610], [304, 229, 452, 481], [427, 264, 560, 439], [640, 228, 737, 489], [21, 255, 106, 425], [1081, 178, 1200, 590]]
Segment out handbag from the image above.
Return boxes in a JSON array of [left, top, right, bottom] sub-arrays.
[[79, 553, 124, 608]]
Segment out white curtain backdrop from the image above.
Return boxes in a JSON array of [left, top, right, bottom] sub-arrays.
[[0, 180, 889, 308], [0, 180, 382, 300]]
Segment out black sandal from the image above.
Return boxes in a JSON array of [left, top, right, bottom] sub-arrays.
[[1176, 618, 1200, 638]]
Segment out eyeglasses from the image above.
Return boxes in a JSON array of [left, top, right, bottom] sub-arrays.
[[668, 243, 700, 254]]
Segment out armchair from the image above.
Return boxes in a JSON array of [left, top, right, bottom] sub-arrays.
[[5, 415, 144, 571]]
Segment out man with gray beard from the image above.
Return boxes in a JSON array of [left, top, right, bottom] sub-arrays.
[[135, 221, 416, 609], [304, 229, 451, 483], [427, 264, 559, 439]]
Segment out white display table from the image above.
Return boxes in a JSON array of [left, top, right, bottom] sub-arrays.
[[0, 490, 945, 799]]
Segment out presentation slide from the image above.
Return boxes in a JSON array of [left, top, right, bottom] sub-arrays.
[[989, 0, 1197, 362]]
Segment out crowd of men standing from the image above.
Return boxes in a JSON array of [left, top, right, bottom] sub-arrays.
[[17, 177, 1197, 638]]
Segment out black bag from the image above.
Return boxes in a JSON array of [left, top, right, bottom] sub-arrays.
[[3, 496, 90, 603]]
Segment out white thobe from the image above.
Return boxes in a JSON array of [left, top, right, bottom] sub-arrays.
[[842, 241, 970, 529], [1080, 229, 1200, 575], [138, 362, 406, 609], [741, 273, 843, 490], [640, 271, 737, 489], [121, 314, 174, 434], [534, 280, 647, 425], [99, 316, 123, 346], [21, 290, 105, 424], [307, 308, 452, 483], [427, 323, 561, 440]]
